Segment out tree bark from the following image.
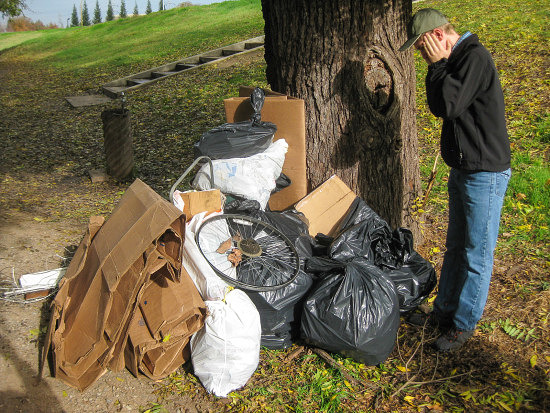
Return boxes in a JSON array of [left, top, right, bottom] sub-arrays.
[[261, 0, 421, 238]]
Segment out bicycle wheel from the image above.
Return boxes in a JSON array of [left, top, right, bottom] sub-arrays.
[[195, 214, 300, 291]]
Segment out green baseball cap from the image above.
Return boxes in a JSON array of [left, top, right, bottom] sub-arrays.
[[399, 8, 449, 51]]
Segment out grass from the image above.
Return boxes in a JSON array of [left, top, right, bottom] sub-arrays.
[[0, 0, 548, 411], [0, 30, 48, 51], [0, 0, 263, 70]]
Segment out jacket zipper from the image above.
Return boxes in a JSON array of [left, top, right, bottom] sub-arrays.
[[453, 121, 464, 166]]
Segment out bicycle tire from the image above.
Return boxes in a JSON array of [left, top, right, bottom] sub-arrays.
[[195, 214, 300, 291]]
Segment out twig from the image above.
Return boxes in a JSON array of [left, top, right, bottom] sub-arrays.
[[420, 152, 440, 209], [390, 370, 478, 399], [284, 345, 305, 363], [390, 373, 418, 399], [311, 347, 377, 390]]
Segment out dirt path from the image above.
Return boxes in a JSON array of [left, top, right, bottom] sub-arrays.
[[0, 210, 173, 413]]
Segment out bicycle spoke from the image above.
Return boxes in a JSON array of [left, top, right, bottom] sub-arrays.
[[196, 214, 300, 291]]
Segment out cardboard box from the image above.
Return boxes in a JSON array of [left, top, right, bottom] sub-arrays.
[[42, 179, 205, 391], [176, 189, 222, 222], [224, 86, 307, 211], [294, 175, 357, 237]]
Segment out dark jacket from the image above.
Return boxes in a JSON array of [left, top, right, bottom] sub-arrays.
[[426, 34, 511, 172]]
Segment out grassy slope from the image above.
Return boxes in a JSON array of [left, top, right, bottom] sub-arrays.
[[0, 30, 45, 51], [0, 0, 263, 70], [1, 0, 548, 411]]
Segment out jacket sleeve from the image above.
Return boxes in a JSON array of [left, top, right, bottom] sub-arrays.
[[425, 49, 489, 120]]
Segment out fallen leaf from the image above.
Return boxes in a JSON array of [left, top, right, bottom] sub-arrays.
[[216, 238, 233, 254], [530, 354, 537, 368]]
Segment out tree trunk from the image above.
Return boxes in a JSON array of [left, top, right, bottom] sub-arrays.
[[261, 0, 421, 238]]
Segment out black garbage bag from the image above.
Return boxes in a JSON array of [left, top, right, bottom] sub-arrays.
[[247, 270, 313, 349], [225, 199, 315, 349], [375, 228, 437, 313], [301, 257, 400, 365], [273, 172, 292, 194], [194, 87, 277, 159], [329, 197, 394, 264], [329, 197, 436, 313]]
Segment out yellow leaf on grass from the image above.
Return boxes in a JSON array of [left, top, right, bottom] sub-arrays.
[[404, 395, 415, 405], [530, 354, 537, 368], [428, 296, 436, 304], [163, 334, 171, 343], [497, 401, 514, 412], [396, 365, 410, 372], [62, 390, 68, 397]]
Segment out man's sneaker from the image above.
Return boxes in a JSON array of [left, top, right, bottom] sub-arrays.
[[406, 311, 452, 332], [434, 327, 474, 352]]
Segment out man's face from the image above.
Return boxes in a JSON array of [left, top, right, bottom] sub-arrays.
[[414, 35, 429, 62]]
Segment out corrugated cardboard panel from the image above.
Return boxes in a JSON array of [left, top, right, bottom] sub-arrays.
[[178, 189, 222, 222], [224, 88, 306, 211], [294, 175, 357, 237], [43, 179, 190, 391]]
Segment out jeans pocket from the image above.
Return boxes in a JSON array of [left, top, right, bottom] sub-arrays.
[[495, 169, 511, 197]]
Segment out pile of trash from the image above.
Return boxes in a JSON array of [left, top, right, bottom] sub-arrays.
[[41, 87, 436, 397]]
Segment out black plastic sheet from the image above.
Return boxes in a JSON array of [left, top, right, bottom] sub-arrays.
[[194, 87, 277, 160], [301, 257, 400, 365]]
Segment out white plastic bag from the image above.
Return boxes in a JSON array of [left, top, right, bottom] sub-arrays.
[[171, 199, 230, 301], [191, 289, 261, 397], [192, 139, 288, 209]]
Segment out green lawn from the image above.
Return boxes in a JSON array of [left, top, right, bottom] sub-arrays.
[[0, 30, 46, 51], [0, 0, 263, 70]]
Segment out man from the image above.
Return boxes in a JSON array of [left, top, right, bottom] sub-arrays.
[[400, 9, 511, 351]]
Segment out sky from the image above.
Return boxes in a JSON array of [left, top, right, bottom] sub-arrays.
[[6, 0, 226, 27]]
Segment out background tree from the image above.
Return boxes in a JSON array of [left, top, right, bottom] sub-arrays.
[[261, 0, 421, 234], [81, 1, 90, 26], [158, 0, 163, 11], [133, 2, 138, 16], [120, 0, 127, 18], [106, 0, 114, 21], [0, 0, 27, 18], [93, 0, 101, 24], [145, 0, 152, 14], [70, 4, 79, 27]]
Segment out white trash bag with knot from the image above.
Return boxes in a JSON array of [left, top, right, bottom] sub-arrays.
[[192, 139, 288, 210], [190, 289, 261, 398]]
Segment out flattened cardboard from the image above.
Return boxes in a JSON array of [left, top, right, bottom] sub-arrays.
[[294, 175, 357, 237], [178, 189, 222, 222], [42, 179, 195, 391], [139, 268, 205, 341], [224, 86, 306, 211], [125, 265, 205, 381]]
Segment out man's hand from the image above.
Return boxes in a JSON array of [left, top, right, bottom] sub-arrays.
[[421, 32, 452, 64]]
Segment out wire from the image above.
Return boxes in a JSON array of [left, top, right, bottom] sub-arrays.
[[0, 265, 65, 304]]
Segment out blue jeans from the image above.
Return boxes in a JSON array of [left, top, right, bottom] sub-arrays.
[[434, 168, 511, 331]]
